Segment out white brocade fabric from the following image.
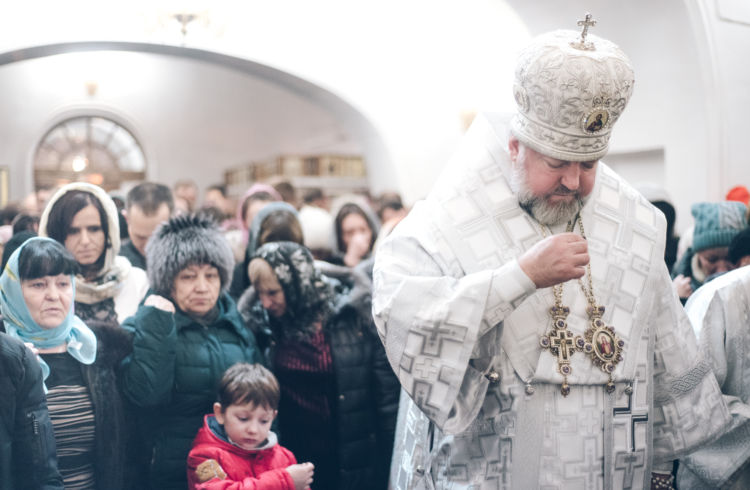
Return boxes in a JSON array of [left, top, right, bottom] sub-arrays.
[[677, 267, 750, 489], [373, 113, 737, 490], [112, 259, 149, 323]]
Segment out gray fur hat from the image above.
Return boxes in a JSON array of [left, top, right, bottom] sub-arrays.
[[146, 214, 235, 297]]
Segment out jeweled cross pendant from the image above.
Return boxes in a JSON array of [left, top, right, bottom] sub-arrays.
[[540, 305, 576, 396]]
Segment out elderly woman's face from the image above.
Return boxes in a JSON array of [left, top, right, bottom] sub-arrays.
[[249, 259, 287, 319], [256, 275, 286, 319], [65, 204, 105, 266], [21, 274, 73, 329], [171, 264, 221, 316]]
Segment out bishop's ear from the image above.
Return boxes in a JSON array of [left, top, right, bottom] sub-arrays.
[[508, 136, 520, 163]]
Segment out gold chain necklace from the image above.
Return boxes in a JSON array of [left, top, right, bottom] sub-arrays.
[[539, 216, 625, 397]]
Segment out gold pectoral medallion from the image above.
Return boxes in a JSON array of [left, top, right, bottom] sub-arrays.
[[575, 305, 624, 393]]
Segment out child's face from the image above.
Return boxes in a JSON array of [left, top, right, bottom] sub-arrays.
[[213, 401, 277, 450]]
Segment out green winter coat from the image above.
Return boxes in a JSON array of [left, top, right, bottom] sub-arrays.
[[120, 292, 261, 490]]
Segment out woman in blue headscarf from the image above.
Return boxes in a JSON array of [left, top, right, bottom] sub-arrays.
[[0, 237, 130, 490]]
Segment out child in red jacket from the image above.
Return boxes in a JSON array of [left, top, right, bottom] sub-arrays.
[[187, 363, 314, 490]]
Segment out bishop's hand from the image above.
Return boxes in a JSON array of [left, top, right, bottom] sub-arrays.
[[518, 232, 589, 289]]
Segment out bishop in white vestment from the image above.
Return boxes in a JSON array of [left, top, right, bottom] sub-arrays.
[[373, 21, 741, 490]]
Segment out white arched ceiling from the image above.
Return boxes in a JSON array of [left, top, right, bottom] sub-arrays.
[[0, 42, 393, 201], [0, 1, 529, 204]]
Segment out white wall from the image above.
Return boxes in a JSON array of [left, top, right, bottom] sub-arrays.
[[0, 0, 748, 235], [0, 0, 529, 205], [0, 50, 370, 202], [709, 1, 750, 200]]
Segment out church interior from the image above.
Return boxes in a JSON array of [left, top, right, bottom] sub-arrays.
[[1, 0, 748, 234]]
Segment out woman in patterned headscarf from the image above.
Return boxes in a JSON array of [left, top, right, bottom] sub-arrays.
[[240, 241, 399, 490]]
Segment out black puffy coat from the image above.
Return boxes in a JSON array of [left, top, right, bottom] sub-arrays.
[[320, 291, 399, 489], [0, 332, 63, 490], [239, 258, 400, 490], [1, 318, 131, 490]]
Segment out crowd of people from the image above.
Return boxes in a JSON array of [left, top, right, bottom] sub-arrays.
[[0, 179, 405, 490], [4, 14, 750, 490]]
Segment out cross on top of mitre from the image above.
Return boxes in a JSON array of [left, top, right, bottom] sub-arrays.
[[570, 13, 597, 51]]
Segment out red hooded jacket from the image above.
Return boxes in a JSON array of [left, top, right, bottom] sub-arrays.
[[187, 414, 297, 490]]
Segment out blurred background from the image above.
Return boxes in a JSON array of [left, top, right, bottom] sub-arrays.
[[0, 0, 748, 233]]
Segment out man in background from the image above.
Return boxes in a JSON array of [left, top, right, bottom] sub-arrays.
[[203, 184, 234, 219], [120, 182, 174, 270]]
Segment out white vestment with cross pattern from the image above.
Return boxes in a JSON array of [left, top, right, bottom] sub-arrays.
[[676, 266, 750, 489], [372, 113, 739, 489]]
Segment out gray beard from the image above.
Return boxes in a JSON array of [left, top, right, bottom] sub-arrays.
[[509, 163, 583, 226]]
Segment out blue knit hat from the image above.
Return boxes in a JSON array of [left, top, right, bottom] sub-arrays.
[[691, 201, 748, 253]]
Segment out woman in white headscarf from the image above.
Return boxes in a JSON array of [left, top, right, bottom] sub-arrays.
[[39, 182, 149, 324]]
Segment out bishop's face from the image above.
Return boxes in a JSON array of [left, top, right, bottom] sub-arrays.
[[508, 136, 598, 226]]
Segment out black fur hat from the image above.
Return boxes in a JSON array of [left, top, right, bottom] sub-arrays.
[[146, 214, 234, 297]]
